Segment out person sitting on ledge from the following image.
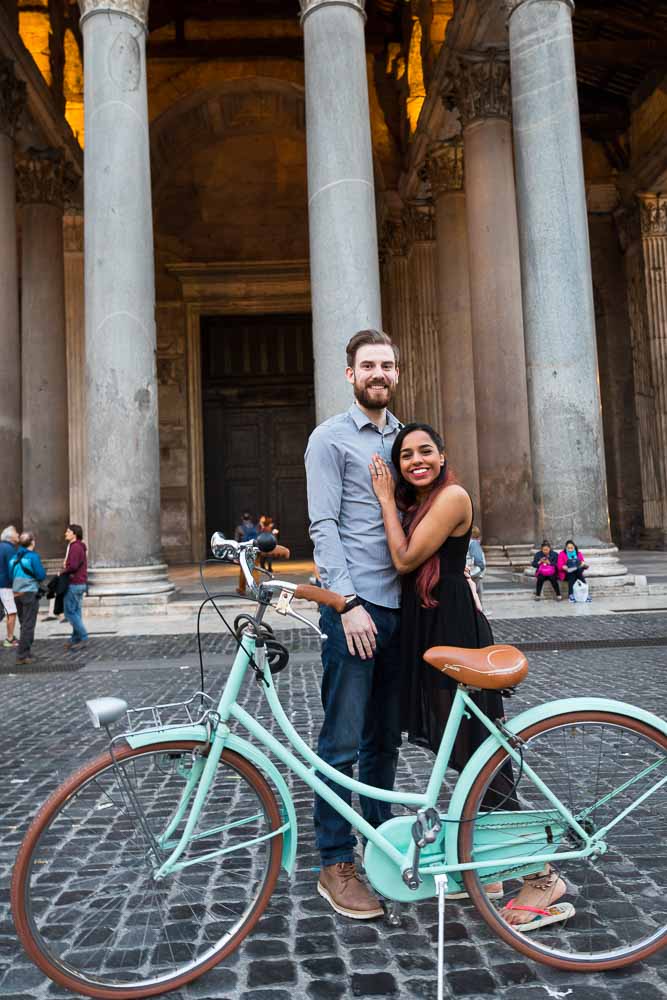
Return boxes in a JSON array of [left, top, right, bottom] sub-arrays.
[[557, 539, 590, 602], [531, 540, 561, 601]]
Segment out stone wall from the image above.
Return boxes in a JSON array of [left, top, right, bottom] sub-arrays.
[[156, 302, 191, 563]]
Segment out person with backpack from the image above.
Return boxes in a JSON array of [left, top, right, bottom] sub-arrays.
[[9, 532, 46, 665]]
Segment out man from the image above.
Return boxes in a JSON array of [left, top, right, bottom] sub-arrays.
[[63, 523, 89, 649], [305, 329, 402, 920], [10, 531, 46, 665], [0, 526, 19, 648]]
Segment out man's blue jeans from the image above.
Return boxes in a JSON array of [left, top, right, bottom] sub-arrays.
[[64, 584, 88, 643], [314, 599, 402, 867]]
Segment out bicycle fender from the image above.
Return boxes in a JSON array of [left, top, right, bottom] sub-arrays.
[[444, 696, 667, 872], [125, 727, 297, 874], [126, 725, 210, 749], [222, 733, 298, 875]]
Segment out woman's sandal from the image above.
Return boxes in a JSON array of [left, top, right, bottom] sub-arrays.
[[501, 867, 574, 933]]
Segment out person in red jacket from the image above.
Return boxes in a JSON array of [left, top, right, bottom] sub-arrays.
[[63, 524, 88, 648]]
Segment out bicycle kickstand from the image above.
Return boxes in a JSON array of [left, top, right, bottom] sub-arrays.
[[384, 898, 402, 927], [434, 875, 448, 1000]]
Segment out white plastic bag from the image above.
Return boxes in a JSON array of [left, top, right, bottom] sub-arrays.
[[572, 579, 589, 603]]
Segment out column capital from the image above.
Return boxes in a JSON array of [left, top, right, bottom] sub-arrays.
[[379, 215, 408, 263], [504, 0, 574, 19], [425, 141, 464, 198], [0, 57, 27, 140], [403, 204, 435, 244], [638, 194, 667, 238], [78, 0, 149, 26], [445, 52, 511, 129], [16, 148, 77, 207], [299, 0, 366, 23]]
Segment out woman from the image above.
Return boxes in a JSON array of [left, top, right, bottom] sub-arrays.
[[370, 423, 567, 929], [531, 540, 561, 601], [557, 539, 590, 602]]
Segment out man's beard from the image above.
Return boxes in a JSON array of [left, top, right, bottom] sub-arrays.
[[353, 379, 395, 411]]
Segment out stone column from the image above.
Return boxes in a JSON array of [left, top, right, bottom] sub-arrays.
[[64, 209, 87, 535], [507, 0, 612, 548], [379, 212, 414, 419], [16, 149, 70, 558], [426, 140, 481, 512], [0, 59, 25, 529], [617, 196, 667, 547], [299, 0, 382, 422], [403, 205, 443, 431], [79, 0, 172, 599], [449, 53, 534, 547]]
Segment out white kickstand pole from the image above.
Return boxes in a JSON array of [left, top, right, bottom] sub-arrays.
[[434, 875, 447, 1000]]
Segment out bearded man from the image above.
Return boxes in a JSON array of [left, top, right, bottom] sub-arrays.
[[305, 329, 403, 919]]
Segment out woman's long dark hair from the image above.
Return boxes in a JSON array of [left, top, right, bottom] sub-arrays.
[[391, 423, 458, 608]]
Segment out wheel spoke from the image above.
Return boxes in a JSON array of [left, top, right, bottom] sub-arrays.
[[461, 714, 667, 970], [14, 744, 282, 994]]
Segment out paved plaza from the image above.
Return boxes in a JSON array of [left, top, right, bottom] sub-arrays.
[[0, 606, 666, 1000]]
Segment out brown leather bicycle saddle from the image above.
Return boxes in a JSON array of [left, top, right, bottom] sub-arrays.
[[422, 644, 528, 690]]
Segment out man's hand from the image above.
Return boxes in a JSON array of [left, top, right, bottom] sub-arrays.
[[341, 604, 378, 660]]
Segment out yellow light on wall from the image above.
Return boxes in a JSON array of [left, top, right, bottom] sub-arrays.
[[18, 4, 51, 88], [406, 20, 426, 135], [64, 28, 84, 146]]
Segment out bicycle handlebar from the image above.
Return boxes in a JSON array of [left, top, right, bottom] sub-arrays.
[[294, 584, 347, 614]]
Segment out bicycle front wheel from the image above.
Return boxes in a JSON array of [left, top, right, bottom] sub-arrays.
[[12, 742, 283, 999], [458, 711, 667, 971]]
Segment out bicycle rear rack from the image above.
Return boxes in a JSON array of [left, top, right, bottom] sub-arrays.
[[123, 692, 216, 735]]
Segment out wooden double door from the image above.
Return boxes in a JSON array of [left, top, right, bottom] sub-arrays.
[[201, 314, 315, 559]]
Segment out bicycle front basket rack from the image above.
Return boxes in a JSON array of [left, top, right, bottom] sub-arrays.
[[124, 692, 216, 735]]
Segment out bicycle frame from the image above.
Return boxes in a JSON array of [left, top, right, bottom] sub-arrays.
[[139, 632, 617, 887]]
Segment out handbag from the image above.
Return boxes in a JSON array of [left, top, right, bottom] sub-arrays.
[[536, 562, 555, 577]]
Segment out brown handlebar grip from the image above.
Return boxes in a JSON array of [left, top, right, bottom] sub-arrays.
[[272, 544, 291, 560], [294, 584, 347, 614]]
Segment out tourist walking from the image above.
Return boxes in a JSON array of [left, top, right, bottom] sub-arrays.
[[10, 532, 46, 665], [257, 515, 279, 572], [305, 328, 402, 920], [370, 425, 568, 930], [557, 539, 590, 602], [532, 540, 562, 600], [0, 525, 19, 648], [63, 524, 89, 649], [466, 525, 486, 607]]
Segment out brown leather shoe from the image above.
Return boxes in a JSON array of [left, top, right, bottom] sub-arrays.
[[317, 862, 384, 920]]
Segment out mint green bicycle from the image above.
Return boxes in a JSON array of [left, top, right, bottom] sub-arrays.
[[12, 532, 667, 999]]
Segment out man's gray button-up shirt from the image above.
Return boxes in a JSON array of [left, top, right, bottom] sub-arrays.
[[305, 403, 402, 609]]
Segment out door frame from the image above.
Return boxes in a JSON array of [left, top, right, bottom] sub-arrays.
[[166, 261, 311, 561]]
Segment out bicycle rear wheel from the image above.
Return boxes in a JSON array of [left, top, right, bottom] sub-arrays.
[[12, 742, 283, 999], [458, 711, 667, 971]]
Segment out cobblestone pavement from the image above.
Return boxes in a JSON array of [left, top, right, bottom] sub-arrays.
[[1, 614, 666, 1000]]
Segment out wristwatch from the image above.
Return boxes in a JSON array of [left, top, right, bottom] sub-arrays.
[[342, 594, 361, 614]]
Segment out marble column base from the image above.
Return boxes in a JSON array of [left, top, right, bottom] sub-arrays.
[[87, 564, 175, 604], [638, 529, 667, 551]]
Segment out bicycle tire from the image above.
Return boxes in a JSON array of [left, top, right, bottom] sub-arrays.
[[12, 741, 283, 999], [458, 710, 667, 972]]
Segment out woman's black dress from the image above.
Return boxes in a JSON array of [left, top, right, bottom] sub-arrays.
[[401, 523, 508, 784]]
